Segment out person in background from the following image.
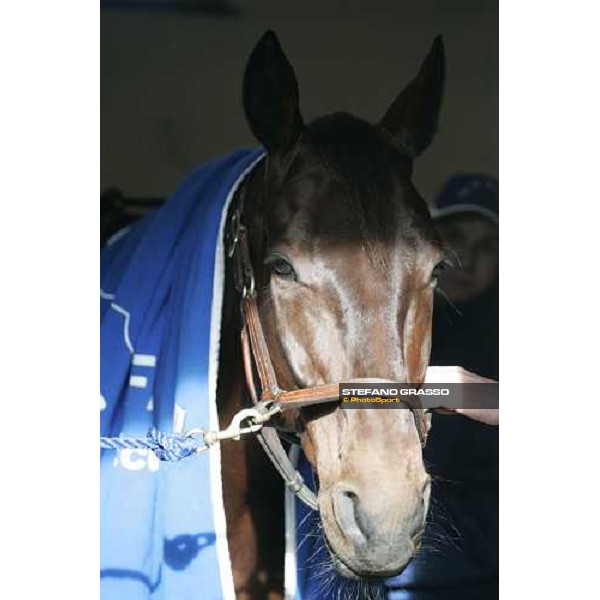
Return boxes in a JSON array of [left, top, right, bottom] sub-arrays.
[[387, 174, 499, 600], [431, 174, 499, 380]]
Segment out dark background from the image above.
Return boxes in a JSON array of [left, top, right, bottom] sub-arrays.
[[101, 0, 498, 204]]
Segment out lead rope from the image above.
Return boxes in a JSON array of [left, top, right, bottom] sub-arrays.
[[100, 429, 205, 462], [100, 401, 282, 462]]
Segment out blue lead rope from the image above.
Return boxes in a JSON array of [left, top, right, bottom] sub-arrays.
[[100, 428, 204, 462]]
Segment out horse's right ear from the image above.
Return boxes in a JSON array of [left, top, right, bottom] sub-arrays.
[[243, 31, 304, 153]]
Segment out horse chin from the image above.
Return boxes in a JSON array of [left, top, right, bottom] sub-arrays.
[[322, 529, 412, 582]]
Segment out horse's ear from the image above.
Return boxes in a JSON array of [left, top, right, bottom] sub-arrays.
[[380, 36, 445, 158], [243, 30, 304, 153]]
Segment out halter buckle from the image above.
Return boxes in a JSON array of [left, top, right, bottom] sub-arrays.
[[227, 209, 241, 258], [242, 271, 256, 298]]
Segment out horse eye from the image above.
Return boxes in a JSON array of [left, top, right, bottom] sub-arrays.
[[431, 258, 452, 286], [432, 262, 445, 279], [265, 254, 297, 281]]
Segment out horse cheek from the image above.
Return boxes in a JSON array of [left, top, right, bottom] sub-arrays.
[[405, 294, 433, 384]]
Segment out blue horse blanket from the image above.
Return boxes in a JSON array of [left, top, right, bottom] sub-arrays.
[[101, 146, 358, 600], [100, 148, 265, 600]]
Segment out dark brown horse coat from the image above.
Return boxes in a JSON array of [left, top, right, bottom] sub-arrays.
[[217, 31, 446, 599]]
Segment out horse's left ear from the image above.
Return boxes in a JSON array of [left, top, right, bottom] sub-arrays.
[[243, 30, 304, 154], [380, 36, 445, 158]]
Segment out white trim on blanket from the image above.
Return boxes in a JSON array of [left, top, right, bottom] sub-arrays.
[[284, 445, 300, 600], [207, 151, 266, 600]]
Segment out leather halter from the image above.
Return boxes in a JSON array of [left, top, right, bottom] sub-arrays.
[[226, 199, 429, 510]]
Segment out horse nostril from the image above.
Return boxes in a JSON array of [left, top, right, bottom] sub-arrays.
[[332, 485, 373, 547]]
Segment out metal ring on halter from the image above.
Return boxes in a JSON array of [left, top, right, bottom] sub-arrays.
[[227, 210, 241, 258], [242, 272, 256, 298], [253, 399, 282, 422]]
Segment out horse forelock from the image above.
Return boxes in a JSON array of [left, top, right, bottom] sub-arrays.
[[246, 113, 436, 265]]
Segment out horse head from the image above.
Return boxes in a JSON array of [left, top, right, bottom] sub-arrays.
[[241, 30, 446, 580]]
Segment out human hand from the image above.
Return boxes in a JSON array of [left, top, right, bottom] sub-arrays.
[[425, 366, 499, 426]]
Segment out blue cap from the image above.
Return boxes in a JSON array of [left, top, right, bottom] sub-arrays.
[[431, 174, 499, 222]]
